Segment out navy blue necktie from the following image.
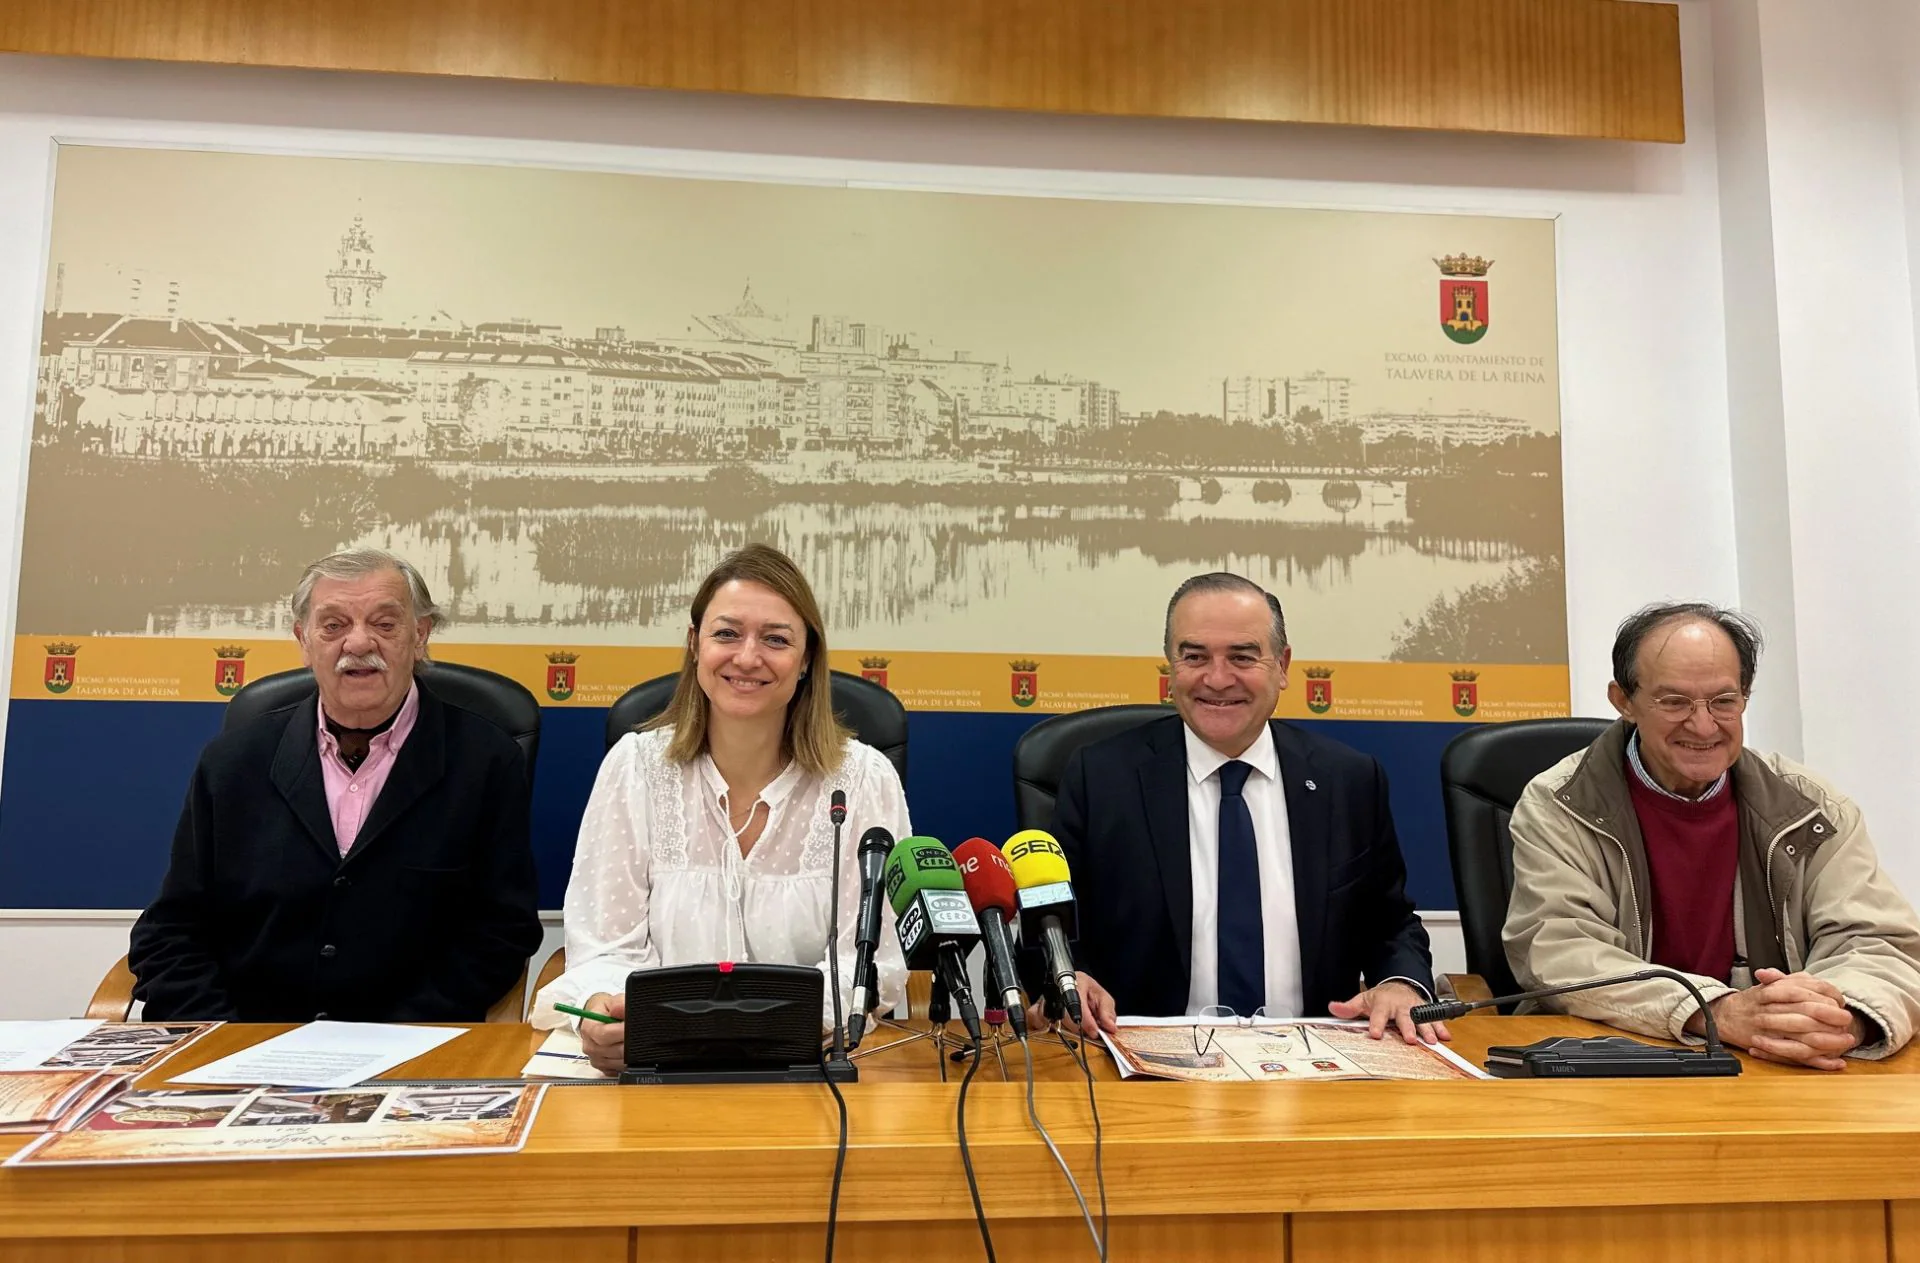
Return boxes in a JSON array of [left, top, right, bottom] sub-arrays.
[[1215, 759, 1265, 1015]]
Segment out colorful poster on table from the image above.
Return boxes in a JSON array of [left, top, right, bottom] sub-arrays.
[[8, 1083, 545, 1166]]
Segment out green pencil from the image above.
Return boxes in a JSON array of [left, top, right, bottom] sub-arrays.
[[553, 1001, 620, 1024]]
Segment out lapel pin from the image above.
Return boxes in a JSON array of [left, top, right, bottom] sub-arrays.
[[1304, 779, 1317, 791]]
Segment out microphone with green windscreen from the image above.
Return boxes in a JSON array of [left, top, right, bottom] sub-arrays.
[[883, 837, 983, 1041]]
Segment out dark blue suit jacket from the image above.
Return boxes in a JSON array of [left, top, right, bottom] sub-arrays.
[[1048, 715, 1433, 1018]]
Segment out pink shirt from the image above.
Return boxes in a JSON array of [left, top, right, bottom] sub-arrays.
[[317, 681, 420, 857]]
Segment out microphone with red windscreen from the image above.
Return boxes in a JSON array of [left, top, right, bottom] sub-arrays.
[[953, 837, 1028, 1038]]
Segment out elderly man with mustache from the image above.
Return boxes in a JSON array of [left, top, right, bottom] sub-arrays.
[[128, 549, 540, 1022]]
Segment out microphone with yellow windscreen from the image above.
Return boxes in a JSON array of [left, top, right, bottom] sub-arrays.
[[1002, 829, 1082, 1025]]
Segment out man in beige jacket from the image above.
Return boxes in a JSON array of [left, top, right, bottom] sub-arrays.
[[1505, 602, 1920, 1068]]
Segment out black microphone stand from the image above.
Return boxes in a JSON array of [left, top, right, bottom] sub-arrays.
[[821, 790, 857, 1083], [850, 966, 956, 1077]]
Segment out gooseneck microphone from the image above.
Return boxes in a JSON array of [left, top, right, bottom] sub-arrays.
[[826, 790, 849, 1062], [1411, 968, 1743, 1078], [953, 838, 1028, 1039], [1003, 829, 1082, 1026], [845, 825, 895, 1050], [883, 837, 984, 1043]]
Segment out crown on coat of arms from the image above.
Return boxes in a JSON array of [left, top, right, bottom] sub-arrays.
[[546, 651, 579, 664], [1303, 666, 1334, 679], [860, 656, 891, 669], [1434, 254, 1494, 277], [1009, 659, 1039, 673], [1450, 669, 1481, 681], [45, 642, 79, 657], [215, 646, 249, 659]]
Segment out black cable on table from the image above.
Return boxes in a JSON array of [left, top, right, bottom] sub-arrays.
[[821, 1054, 849, 1263], [956, 1034, 998, 1262]]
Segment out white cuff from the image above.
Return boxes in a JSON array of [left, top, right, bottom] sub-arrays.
[[1380, 975, 1433, 1004]]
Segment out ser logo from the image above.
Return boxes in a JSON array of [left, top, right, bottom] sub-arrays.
[[1006, 836, 1063, 864]]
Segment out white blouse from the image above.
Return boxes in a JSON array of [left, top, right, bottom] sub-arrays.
[[532, 728, 911, 1031]]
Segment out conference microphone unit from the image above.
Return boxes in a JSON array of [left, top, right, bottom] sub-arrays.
[[1003, 829, 1083, 1026], [845, 824, 896, 1050], [953, 837, 1028, 1039], [1410, 968, 1743, 1078], [883, 837, 984, 1043]]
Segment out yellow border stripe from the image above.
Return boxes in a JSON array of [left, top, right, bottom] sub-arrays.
[[12, 637, 1569, 722]]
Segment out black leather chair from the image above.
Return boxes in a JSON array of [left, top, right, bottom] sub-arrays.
[[1439, 717, 1611, 1006], [603, 670, 909, 782], [221, 661, 543, 784], [1010, 704, 1169, 832]]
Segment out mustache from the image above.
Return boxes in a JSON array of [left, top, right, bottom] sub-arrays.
[[335, 653, 388, 674]]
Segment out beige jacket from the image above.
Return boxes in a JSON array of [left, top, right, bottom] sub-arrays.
[[1503, 721, 1920, 1058]]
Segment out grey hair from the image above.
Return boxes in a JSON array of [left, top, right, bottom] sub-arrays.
[[1612, 602, 1763, 695], [291, 548, 443, 632], [1164, 572, 1289, 658]]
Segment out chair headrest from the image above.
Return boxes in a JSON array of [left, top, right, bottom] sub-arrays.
[[1013, 704, 1169, 795], [1440, 717, 1612, 808]]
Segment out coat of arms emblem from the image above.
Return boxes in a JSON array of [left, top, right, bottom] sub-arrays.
[[1303, 666, 1334, 715], [43, 643, 78, 695], [1010, 660, 1039, 708], [214, 646, 249, 697], [1436, 253, 1493, 344], [546, 651, 578, 701], [1451, 669, 1480, 718]]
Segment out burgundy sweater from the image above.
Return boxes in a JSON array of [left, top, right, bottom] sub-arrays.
[[1626, 768, 1741, 982]]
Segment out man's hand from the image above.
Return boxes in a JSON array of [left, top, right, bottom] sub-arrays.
[[1328, 980, 1449, 1045], [1024, 972, 1118, 1041], [579, 991, 627, 1076], [1688, 968, 1860, 1071]]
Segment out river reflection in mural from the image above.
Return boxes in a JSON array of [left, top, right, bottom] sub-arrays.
[[20, 456, 1556, 662]]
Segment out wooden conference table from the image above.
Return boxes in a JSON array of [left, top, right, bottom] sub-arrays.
[[4, 1014, 1920, 1262]]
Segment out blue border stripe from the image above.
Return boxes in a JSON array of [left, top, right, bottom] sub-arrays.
[[0, 700, 1468, 913]]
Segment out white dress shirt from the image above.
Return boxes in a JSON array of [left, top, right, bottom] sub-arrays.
[[532, 728, 910, 1031], [1183, 724, 1306, 1017]]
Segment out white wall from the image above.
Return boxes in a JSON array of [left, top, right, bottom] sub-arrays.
[[1900, 2, 1920, 389], [1737, 0, 1920, 897], [1710, 0, 1804, 759], [0, 8, 1733, 1016]]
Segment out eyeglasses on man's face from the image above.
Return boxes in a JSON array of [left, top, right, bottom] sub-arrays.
[[1643, 691, 1748, 722]]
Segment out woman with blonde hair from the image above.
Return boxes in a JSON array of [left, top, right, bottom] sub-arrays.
[[533, 544, 909, 1072]]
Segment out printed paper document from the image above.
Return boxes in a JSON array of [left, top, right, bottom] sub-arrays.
[[171, 1023, 467, 1089]]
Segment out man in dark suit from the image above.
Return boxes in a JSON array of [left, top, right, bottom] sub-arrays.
[[128, 549, 541, 1022], [1037, 573, 1445, 1045]]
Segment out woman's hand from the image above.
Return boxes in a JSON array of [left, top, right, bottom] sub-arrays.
[[580, 991, 627, 1075]]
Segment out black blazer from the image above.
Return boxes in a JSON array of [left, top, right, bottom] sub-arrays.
[[1047, 715, 1433, 1018], [128, 681, 543, 1023]]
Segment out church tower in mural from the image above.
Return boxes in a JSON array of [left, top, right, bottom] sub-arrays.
[[325, 214, 385, 322]]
